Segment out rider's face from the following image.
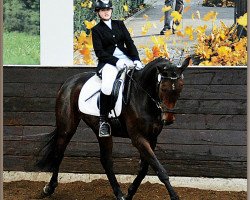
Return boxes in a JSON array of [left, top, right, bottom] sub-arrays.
[[98, 8, 112, 21]]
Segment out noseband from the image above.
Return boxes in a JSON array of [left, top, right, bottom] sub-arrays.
[[157, 73, 184, 114], [126, 69, 183, 115]]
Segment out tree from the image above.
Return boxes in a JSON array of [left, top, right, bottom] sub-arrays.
[[21, 0, 40, 9], [3, 0, 40, 35]]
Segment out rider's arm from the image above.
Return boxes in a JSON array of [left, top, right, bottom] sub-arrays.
[[119, 21, 140, 61]]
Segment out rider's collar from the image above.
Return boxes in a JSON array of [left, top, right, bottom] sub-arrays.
[[103, 19, 112, 29]]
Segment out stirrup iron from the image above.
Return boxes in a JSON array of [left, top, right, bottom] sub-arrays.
[[99, 121, 111, 137]]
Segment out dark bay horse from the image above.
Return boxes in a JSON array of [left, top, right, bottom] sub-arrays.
[[36, 56, 191, 200]]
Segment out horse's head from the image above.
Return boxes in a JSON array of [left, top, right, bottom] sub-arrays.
[[156, 56, 191, 125]]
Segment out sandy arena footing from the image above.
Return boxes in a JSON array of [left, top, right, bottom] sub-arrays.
[[3, 171, 247, 192]]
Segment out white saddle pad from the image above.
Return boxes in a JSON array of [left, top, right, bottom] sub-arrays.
[[78, 72, 126, 118]]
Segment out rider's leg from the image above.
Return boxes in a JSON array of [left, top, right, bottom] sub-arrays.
[[99, 64, 118, 137]]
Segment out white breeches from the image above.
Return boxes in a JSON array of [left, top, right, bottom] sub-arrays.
[[101, 58, 134, 95]]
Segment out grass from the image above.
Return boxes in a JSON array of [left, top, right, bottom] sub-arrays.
[[3, 32, 40, 65]]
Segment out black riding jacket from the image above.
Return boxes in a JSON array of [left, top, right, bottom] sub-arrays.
[[91, 20, 140, 71]]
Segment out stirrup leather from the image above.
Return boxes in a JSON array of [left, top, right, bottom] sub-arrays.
[[99, 121, 111, 137]]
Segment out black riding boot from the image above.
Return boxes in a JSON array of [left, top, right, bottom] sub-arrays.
[[99, 92, 111, 137]]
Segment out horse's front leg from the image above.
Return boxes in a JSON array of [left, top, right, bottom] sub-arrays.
[[98, 137, 126, 200], [132, 136, 179, 200]]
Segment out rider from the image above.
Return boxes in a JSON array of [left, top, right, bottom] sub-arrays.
[[92, 0, 144, 137]]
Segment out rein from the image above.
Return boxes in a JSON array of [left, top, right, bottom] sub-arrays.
[[126, 70, 181, 114]]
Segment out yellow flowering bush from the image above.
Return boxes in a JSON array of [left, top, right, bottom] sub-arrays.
[[194, 14, 247, 66], [140, 11, 247, 66], [141, 36, 170, 64], [74, 30, 94, 65]]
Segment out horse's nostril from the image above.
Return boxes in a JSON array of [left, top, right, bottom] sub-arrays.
[[163, 120, 174, 126]]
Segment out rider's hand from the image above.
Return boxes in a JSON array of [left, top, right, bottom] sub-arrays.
[[125, 60, 134, 69], [116, 59, 134, 70], [116, 59, 126, 70], [133, 60, 144, 70]]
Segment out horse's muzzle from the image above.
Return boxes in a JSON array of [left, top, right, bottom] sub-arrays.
[[161, 111, 175, 126], [162, 120, 174, 126]]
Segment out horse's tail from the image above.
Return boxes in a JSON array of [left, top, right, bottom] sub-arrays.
[[35, 128, 58, 172]]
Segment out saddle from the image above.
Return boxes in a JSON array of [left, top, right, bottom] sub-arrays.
[[78, 69, 133, 118]]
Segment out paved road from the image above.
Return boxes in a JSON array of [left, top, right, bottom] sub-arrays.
[[125, 0, 234, 63]]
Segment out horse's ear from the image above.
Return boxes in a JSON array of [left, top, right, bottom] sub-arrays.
[[178, 56, 192, 73]]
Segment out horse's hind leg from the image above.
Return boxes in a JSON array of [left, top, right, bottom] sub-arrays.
[[132, 136, 179, 200], [98, 137, 126, 200], [126, 141, 156, 200], [126, 157, 148, 200], [41, 110, 80, 197]]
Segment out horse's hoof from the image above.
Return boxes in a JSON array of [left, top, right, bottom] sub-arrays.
[[125, 195, 132, 200], [39, 190, 51, 199], [42, 184, 55, 196], [39, 191, 50, 199], [171, 195, 180, 200], [117, 195, 126, 200]]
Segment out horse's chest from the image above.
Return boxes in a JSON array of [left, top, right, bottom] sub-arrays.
[[139, 121, 162, 136]]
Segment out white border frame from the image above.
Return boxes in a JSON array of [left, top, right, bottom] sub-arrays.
[[40, 0, 74, 66]]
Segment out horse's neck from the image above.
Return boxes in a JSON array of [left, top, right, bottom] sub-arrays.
[[135, 67, 158, 100], [128, 67, 160, 119]]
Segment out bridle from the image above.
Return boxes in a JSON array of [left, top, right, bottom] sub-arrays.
[[156, 72, 184, 114], [126, 67, 184, 114]]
